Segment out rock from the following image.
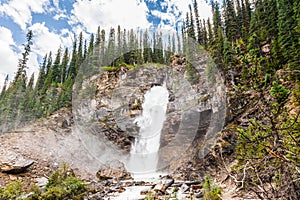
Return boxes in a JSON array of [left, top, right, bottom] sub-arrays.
[[180, 183, 189, 193], [191, 184, 203, 190], [96, 160, 132, 181], [185, 180, 202, 186], [162, 178, 174, 192], [135, 181, 145, 186], [140, 188, 150, 195], [153, 183, 164, 192], [0, 149, 34, 174], [36, 177, 48, 187], [195, 191, 204, 198]]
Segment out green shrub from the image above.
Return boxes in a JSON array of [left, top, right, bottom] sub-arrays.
[[40, 163, 86, 200], [0, 181, 24, 200], [202, 176, 222, 200]]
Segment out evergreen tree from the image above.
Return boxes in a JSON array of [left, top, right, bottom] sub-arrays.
[[143, 29, 152, 63], [107, 27, 116, 65], [193, 0, 202, 44], [212, 1, 222, 41], [224, 0, 239, 41], [277, 0, 299, 69], [61, 48, 69, 84], [203, 19, 208, 48], [68, 37, 77, 79], [52, 47, 62, 84], [88, 33, 94, 54], [0, 75, 9, 98], [36, 54, 47, 93], [76, 32, 84, 72]]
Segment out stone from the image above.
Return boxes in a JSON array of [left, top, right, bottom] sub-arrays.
[[96, 160, 132, 181], [180, 183, 189, 193], [153, 183, 164, 192], [140, 188, 150, 195], [0, 149, 34, 174], [36, 177, 48, 187]]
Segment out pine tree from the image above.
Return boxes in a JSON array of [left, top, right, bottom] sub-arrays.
[[52, 47, 62, 84], [224, 0, 238, 41], [76, 32, 84, 72], [88, 33, 94, 54], [61, 48, 69, 84], [68, 37, 77, 79], [277, 0, 299, 69], [36, 54, 47, 93], [143, 29, 152, 63], [13, 30, 33, 88], [95, 26, 101, 46], [0, 75, 9, 98], [193, 0, 202, 44], [117, 25, 122, 61], [107, 27, 116, 66], [212, 1, 222, 41], [203, 19, 208, 48], [207, 18, 214, 46]]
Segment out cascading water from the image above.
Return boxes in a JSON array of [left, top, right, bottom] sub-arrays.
[[127, 83, 169, 176]]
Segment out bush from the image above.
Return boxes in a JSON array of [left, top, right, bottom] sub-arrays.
[[0, 164, 87, 200], [203, 176, 222, 200], [0, 181, 24, 200]]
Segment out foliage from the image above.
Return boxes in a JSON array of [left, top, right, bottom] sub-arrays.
[[0, 181, 24, 200], [202, 176, 222, 200], [234, 82, 300, 199], [0, 164, 86, 200], [38, 163, 86, 200]]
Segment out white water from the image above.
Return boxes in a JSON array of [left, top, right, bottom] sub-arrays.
[[127, 83, 169, 176]]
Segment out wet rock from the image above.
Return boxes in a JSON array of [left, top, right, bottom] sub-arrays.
[[96, 160, 132, 181], [0, 149, 34, 174]]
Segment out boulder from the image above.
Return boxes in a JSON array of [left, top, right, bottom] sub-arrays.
[[0, 149, 34, 174], [96, 160, 132, 181]]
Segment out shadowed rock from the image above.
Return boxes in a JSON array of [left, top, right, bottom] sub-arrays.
[[0, 149, 34, 174]]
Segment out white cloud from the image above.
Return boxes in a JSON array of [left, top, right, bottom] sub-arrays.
[[0, 26, 19, 90], [29, 22, 72, 57], [0, 0, 50, 30], [0, 22, 73, 89], [70, 0, 150, 33], [0, 26, 18, 75]]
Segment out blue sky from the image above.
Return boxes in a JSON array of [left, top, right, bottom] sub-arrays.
[[0, 0, 213, 89]]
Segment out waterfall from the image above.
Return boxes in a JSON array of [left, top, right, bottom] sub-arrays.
[[127, 83, 169, 176]]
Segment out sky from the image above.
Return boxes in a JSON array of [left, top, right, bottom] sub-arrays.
[[0, 0, 213, 89]]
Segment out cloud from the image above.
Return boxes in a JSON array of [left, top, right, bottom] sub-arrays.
[[0, 22, 73, 89], [0, 0, 50, 30], [0, 26, 19, 75], [70, 0, 150, 33], [144, 0, 212, 30], [0, 26, 19, 90], [29, 22, 72, 57]]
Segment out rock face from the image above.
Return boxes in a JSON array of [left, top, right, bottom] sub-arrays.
[[74, 52, 226, 177], [0, 149, 34, 174], [96, 160, 132, 181]]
